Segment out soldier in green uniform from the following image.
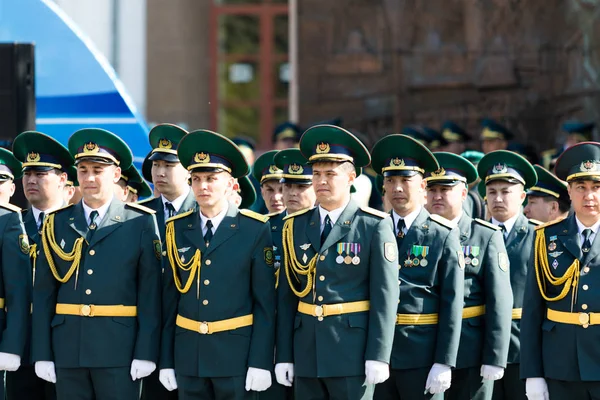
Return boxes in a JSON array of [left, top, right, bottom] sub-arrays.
[[228, 175, 257, 209], [540, 121, 595, 170], [422, 152, 512, 400], [158, 129, 276, 399], [254, 150, 285, 215], [521, 141, 600, 400], [480, 119, 513, 154], [31, 128, 162, 400], [440, 122, 471, 155], [10, 131, 76, 400], [123, 165, 153, 202], [476, 150, 538, 400], [370, 134, 464, 399], [460, 151, 486, 220], [63, 166, 80, 205], [275, 125, 398, 400], [0, 148, 35, 400], [523, 165, 570, 223]]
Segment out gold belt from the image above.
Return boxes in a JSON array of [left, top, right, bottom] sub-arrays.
[[396, 313, 438, 325], [176, 314, 253, 334], [0, 298, 4, 309], [462, 305, 485, 319], [55, 303, 137, 317], [547, 308, 600, 327], [297, 300, 370, 318], [512, 308, 522, 319]]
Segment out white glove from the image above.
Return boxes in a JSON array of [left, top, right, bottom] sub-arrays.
[[34, 361, 56, 383], [130, 359, 156, 381], [364, 360, 389, 385], [480, 364, 504, 381], [0, 352, 20, 371], [526, 377, 549, 400], [275, 363, 294, 387], [425, 363, 452, 394], [245, 367, 272, 392], [159, 369, 178, 391]]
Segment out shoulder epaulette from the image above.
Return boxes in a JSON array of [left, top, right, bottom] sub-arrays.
[[529, 219, 543, 226], [474, 218, 501, 230], [137, 197, 156, 205], [360, 206, 388, 219], [126, 202, 156, 214], [430, 214, 454, 229], [283, 207, 313, 220], [266, 211, 284, 218], [534, 216, 566, 231], [0, 202, 22, 213], [240, 209, 269, 223], [165, 209, 194, 224], [48, 203, 74, 215]]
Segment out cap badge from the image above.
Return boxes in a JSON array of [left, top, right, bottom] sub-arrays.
[[431, 168, 446, 177], [316, 142, 330, 154], [289, 163, 304, 175], [26, 152, 41, 163], [580, 160, 599, 172], [83, 142, 100, 154], [194, 152, 210, 164], [390, 157, 405, 167], [492, 163, 507, 174], [268, 165, 282, 174], [158, 138, 173, 149]]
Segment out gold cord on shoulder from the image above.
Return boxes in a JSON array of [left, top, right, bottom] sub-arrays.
[[41, 214, 85, 284], [282, 218, 318, 298], [165, 221, 201, 298], [29, 243, 37, 286]]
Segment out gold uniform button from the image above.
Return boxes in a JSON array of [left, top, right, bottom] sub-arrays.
[[319, 275, 325, 281], [87, 269, 93, 275], [318, 296, 323, 301], [582, 304, 589, 310], [205, 260, 211, 265], [89, 250, 95, 256], [202, 300, 209, 305], [584, 267, 590, 273], [319, 255, 325, 261], [317, 316, 323, 322], [204, 280, 210, 285], [583, 284, 589, 291], [85, 289, 91, 295]]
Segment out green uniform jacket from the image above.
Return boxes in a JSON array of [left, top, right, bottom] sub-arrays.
[[455, 214, 512, 369], [276, 201, 399, 378], [138, 191, 197, 241], [0, 204, 31, 357], [21, 209, 41, 365], [392, 208, 464, 369], [521, 214, 600, 381], [268, 211, 285, 287], [160, 204, 276, 377], [32, 199, 162, 368], [504, 214, 537, 364]]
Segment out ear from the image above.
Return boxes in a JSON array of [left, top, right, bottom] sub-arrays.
[[519, 188, 527, 205], [9, 182, 15, 197], [114, 166, 122, 183], [460, 184, 468, 202]]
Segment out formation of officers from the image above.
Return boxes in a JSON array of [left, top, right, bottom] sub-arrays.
[[0, 118, 595, 400]]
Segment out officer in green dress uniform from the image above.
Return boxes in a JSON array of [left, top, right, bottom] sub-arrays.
[[480, 119, 513, 154], [275, 125, 398, 400], [523, 165, 570, 224], [63, 165, 81, 205], [440, 122, 471, 155], [273, 122, 302, 151], [540, 121, 595, 170], [123, 165, 153, 203], [460, 151, 486, 220], [370, 134, 464, 400], [254, 150, 285, 215], [423, 152, 512, 400], [10, 131, 76, 400], [0, 149, 34, 400], [521, 141, 600, 400], [476, 150, 538, 400], [31, 128, 162, 399], [159, 129, 275, 399], [228, 175, 256, 210]]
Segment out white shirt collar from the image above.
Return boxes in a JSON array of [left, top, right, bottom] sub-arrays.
[[575, 216, 600, 242], [449, 211, 463, 227], [392, 207, 421, 233], [199, 202, 229, 234], [318, 198, 350, 232], [492, 213, 520, 236], [162, 186, 191, 214], [82, 197, 113, 225]]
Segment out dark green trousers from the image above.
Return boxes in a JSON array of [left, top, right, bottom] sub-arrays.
[[295, 376, 374, 400], [177, 375, 257, 400], [6, 366, 56, 400], [547, 379, 600, 400], [374, 367, 442, 400], [140, 370, 178, 400], [491, 364, 525, 400], [55, 367, 139, 400], [444, 367, 493, 400], [257, 371, 292, 400]]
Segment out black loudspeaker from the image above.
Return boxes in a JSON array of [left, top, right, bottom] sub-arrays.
[[0, 43, 36, 209]]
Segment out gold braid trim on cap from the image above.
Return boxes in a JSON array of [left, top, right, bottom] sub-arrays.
[[165, 220, 202, 298], [282, 218, 318, 298], [41, 214, 85, 284]]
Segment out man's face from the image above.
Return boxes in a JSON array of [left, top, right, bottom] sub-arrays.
[[151, 160, 189, 197], [191, 171, 233, 209], [481, 139, 507, 154], [114, 179, 129, 202], [312, 162, 355, 208], [22, 169, 66, 207], [568, 180, 600, 224], [77, 162, 120, 204], [426, 183, 467, 220], [283, 182, 316, 214], [0, 180, 15, 203], [261, 180, 285, 213], [485, 181, 526, 222], [523, 196, 555, 222], [383, 174, 425, 216]]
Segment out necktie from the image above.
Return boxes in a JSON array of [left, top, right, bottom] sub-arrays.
[[396, 218, 406, 249], [582, 229, 592, 253], [89, 210, 99, 230], [37, 211, 45, 230], [204, 220, 214, 247], [321, 215, 332, 246], [498, 224, 507, 241], [165, 202, 175, 218]]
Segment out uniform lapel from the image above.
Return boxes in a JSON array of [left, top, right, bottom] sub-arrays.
[[398, 208, 428, 256], [180, 190, 197, 214], [306, 208, 321, 252], [457, 213, 471, 245], [88, 199, 124, 247], [182, 211, 206, 253], [557, 214, 581, 260], [23, 209, 40, 244], [203, 204, 239, 257], [156, 198, 166, 236], [505, 214, 528, 252], [321, 200, 358, 251], [68, 203, 89, 240]]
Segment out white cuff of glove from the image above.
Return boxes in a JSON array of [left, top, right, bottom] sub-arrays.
[[34, 361, 56, 384], [275, 363, 294, 387], [526, 377, 549, 400], [159, 368, 178, 391], [130, 359, 156, 381], [480, 364, 504, 381], [245, 367, 272, 392], [0, 352, 20, 372], [364, 360, 389, 385], [425, 363, 452, 394]]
